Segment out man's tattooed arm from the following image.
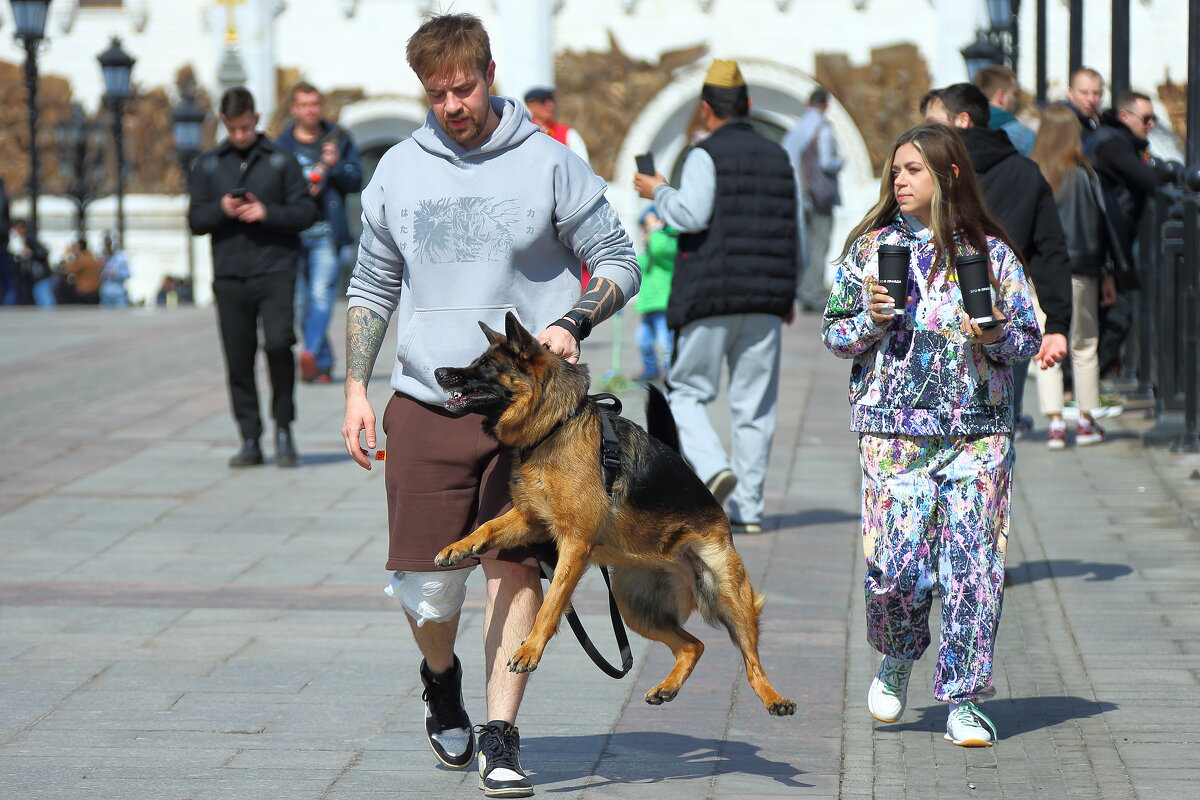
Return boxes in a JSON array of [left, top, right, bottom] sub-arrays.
[[576, 277, 624, 325], [345, 306, 388, 388], [549, 277, 626, 342]]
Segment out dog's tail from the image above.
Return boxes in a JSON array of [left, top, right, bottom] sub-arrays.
[[645, 384, 681, 453]]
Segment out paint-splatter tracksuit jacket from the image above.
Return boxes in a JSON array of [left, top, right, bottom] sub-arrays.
[[821, 218, 1041, 436]]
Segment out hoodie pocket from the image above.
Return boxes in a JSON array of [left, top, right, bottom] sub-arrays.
[[397, 304, 521, 380]]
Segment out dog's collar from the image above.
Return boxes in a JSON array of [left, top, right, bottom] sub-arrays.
[[518, 395, 589, 457]]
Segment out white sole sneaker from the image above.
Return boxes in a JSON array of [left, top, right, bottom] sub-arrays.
[[945, 701, 997, 747], [867, 656, 912, 723]]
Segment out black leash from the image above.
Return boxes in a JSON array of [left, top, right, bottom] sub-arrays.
[[534, 548, 633, 679], [531, 391, 633, 679]]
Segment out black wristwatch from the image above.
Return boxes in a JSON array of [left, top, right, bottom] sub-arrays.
[[551, 309, 593, 342]]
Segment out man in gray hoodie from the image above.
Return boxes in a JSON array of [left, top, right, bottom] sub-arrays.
[[340, 14, 639, 799]]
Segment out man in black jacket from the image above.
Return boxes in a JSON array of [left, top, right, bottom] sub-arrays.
[[1087, 91, 1164, 375], [1088, 91, 1164, 264], [188, 87, 318, 467], [635, 59, 797, 534], [923, 83, 1071, 432]]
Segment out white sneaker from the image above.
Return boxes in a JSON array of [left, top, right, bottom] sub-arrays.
[[867, 655, 912, 723], [945, 701, 997, 747]]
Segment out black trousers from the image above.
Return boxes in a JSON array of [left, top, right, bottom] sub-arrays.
[[213, 271, 297, 441]]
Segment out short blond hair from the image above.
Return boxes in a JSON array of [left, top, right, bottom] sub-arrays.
[[406, 13, 492, 83]]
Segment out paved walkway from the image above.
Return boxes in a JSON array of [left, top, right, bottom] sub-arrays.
[[1, 304, 1197, 799]]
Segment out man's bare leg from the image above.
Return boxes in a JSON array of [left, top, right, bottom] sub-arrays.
[[481, 558, 543, 722], [406, 613, 459, 674]]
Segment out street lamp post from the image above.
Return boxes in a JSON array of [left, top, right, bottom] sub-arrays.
[[56, 103, 106, 242], [97, 36, 135, 247], [961, 31, 1004, 82], [171, 95, 205, 291], [10, 0, 52, 244]]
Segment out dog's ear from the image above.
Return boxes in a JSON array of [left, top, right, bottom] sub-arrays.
[[503, 312, 539, 356], [479, 321, 506, 347]]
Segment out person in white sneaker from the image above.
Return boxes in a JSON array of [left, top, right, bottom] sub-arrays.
[[1029, 104, 1126, 449], [823, 125, 1041, 749]]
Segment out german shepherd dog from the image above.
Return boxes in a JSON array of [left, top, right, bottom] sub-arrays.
[[432, 313, 795, 716]]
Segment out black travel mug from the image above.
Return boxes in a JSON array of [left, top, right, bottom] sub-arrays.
[[955, 253, 1000, 328], [876, 244, 910, 317]]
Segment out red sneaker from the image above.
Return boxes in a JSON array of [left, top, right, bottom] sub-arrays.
[[299, 350, 317, 382], [1046, 421, 1067, 450], [1076, 418, 1106, 446]]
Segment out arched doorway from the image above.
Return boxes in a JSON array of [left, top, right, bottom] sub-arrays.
[[613, 60, 876, 278]]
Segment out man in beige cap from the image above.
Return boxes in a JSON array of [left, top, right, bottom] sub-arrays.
[[634, 59, 798, 535]]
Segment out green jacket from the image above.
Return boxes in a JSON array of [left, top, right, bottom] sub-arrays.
[[636, 227, 677, 313]]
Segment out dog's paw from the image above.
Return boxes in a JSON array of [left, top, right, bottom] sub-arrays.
[[644, 684, 679, 705], [768, 699, 797, 716], [507, 643, 541, 674], [433, 544, 475, 567]]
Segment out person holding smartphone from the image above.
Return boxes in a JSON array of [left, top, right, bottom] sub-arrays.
[[277, 82, 364, 384], [823, 124, 1040, 747], [188, 86, 318, 468]]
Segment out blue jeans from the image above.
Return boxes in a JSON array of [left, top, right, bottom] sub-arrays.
[[32, 277, 56, 308], [295, 234, 339, 373], [637, 310, 672, 376]]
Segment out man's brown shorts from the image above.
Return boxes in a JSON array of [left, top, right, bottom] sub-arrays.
[[382, 392, 537, 572]]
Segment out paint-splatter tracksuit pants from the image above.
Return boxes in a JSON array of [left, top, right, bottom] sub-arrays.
[[859, 432, 1012, 703]]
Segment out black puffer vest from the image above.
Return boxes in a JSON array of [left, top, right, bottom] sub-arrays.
[[667, 120, 798, 331]]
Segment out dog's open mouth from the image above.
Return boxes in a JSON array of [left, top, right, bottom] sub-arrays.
[[444, 388, 496, 414]]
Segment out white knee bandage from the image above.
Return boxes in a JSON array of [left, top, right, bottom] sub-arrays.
[[384, 568, 474, 626]]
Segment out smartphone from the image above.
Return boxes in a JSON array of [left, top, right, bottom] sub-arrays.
[[635, 153, 655, 176], [229, 188, 248, 200]]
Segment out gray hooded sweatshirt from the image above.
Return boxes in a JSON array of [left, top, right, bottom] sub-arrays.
[[347, 96, 640, 405]]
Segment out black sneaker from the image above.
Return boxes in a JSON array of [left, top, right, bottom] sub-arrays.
[[476, 720, 533, 798], [420, 657, 474, 769]]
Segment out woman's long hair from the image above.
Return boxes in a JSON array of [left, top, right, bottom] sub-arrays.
[[837, 124, 1022, 283], [1029, 104, 1088, 197]]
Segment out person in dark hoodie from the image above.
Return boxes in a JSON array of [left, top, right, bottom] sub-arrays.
[[1087, 90, 1163, 265], [1086, 90, 1164, 376], [189, 87, 319, 468], [923, 84, 1071, 435]]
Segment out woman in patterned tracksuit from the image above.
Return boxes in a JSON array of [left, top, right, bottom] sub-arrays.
[[822, 125, 1041, 747]]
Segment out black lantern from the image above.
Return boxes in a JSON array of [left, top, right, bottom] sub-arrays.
[[11, 0, 52, 246], [986, 0, 1014, 32], [97, 36, 136, 102], [10, 0, 50, 39], [171, 96, 206, 164], [171, 95, 206, 289], [97, 36, 135, 246], [961, 31, 1004, 81]]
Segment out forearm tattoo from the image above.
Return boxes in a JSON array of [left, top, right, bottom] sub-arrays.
[[346, 306, 387, 386], [573, 277, 624, 326]]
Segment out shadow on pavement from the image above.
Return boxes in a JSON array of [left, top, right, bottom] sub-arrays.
[[294, 451, 354, 466], [526, 731, 811, 790], [876, 695, 1118, 738], [1006, 559, 1133, 586], [769, 508, 859, 529]]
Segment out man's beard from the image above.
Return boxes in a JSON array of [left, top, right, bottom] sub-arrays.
[[441, 110, 485, 147]]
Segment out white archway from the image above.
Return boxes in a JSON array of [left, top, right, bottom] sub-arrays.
[[611, 59, 878, 278]]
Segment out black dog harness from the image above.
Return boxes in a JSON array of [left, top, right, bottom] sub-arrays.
[[529, 392, 633, 679]]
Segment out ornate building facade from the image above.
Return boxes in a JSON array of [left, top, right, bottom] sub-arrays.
[[0, 0, 1190, 304]]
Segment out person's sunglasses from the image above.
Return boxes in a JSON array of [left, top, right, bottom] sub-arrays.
[[1122, 108, 1157, 125]]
